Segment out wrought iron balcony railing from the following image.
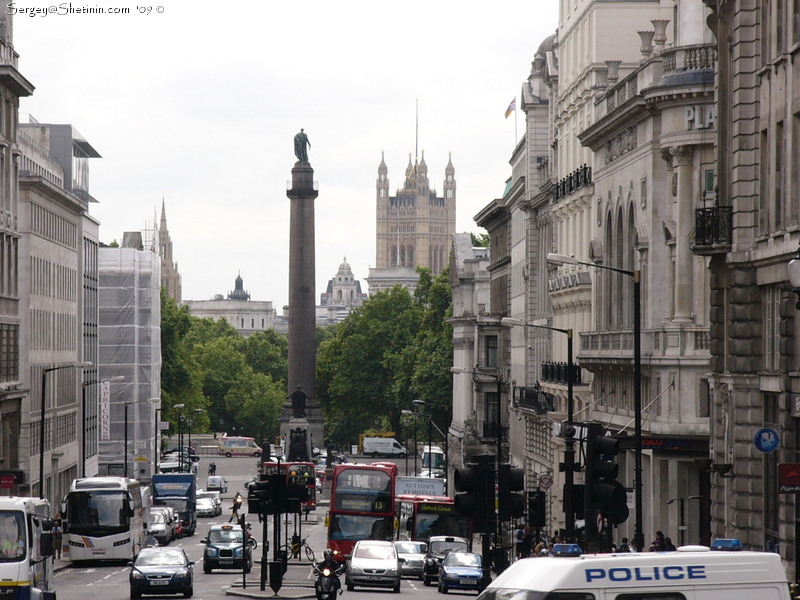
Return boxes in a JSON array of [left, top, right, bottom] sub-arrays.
[[513, 386, 557, 414], [693, 205, 732, 254]]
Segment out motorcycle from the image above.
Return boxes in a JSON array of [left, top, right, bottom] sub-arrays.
[[313, 564, 344, 600]]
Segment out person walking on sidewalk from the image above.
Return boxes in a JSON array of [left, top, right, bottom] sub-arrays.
[[51, 514, 63, 559]]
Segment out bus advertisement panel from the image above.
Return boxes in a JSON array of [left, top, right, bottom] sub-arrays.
[[395, 494, 470, 543], [327, 462, 397, 561], [62, 476, 146, 562]]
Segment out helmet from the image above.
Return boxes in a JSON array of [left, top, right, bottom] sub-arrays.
[[323, 549, 334, 561]]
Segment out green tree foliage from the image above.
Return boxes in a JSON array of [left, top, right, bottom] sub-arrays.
[[317, 267, 453, 448], [471, 231, 490, 247], [160, 294, 288, 440]]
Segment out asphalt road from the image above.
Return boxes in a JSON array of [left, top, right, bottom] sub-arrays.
[[52, 455, 462, 600]]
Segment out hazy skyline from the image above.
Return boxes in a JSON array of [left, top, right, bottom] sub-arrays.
[[13, 2, 559, 306]]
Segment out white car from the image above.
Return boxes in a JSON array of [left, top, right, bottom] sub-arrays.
[[197, 490, 222, 516], [197, 497, 216, 518]]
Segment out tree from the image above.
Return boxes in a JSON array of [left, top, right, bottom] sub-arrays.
[[224, 371, 284, 442], [471, 231, 490, 247], [240, 329, 288, 386]]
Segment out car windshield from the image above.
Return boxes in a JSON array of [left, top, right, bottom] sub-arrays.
[[197, 499, 213, 506], [150, 512, 166, 524], [395, 542, 425, 554], [197, 493, 215, 501], [354, 544, 394, 560], [135, 550, 186, 566], [209, 529, 243, 544], [430, 539, 468, 554], [446, 553, 480, 567]]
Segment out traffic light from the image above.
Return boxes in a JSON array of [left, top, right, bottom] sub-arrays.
[[498, 464, 526, 521], [528, 490, 546, 528], [454, 456, 494, 534], [247, 478, 272, 514], [584, 423, 628, 530]]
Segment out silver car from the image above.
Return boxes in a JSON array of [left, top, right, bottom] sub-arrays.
[[346, 540, 402, 593], [394, 541, 427, 579]]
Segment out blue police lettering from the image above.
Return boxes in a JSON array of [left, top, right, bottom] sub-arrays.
[[585, 565, 707, 583]]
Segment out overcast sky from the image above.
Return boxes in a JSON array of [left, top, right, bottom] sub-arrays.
[[13, 2, 559, 307]]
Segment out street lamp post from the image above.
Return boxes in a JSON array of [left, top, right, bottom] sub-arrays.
[[501, 317, 576, 540], [40, 362, 91, 499], [173, 404, 185, 464], [81, 376, 125, 478], [547, 252, 643, 551], [154, 406, 162, 469]]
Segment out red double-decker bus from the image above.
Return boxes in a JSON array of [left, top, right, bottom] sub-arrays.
[[261, 461, 317, 513], [327, 462, 398, 560], [395, 494, 471, 543]]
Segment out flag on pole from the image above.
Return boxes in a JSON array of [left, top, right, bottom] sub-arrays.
[[505, 97, 516, 119]]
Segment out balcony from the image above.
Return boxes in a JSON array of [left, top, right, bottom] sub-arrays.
[[692, 206, 732, 255], [482, 421, 508, 441], [513, 386, 556, 415], [541, 361, 582, 386]]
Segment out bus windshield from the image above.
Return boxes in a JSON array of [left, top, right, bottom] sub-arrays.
[[0, 510, 25, 562], [66, 491, 130, 536], [329, 514, 394, 541]]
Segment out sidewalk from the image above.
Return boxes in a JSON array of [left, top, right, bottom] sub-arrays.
[[227, 561, 317, 599]]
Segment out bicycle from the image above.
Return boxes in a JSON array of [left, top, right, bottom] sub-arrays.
[[280, 534, 315, 562]]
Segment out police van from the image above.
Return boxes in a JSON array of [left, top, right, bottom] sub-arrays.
[[479, 543, 790, 600]]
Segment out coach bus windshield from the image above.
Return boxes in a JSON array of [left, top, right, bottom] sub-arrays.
[[66, 491, 130, 536]]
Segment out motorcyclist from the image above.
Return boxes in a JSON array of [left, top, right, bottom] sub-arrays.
[[315, 549, 342, 595]]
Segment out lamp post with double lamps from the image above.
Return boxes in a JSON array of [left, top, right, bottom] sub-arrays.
[[81, 375, 125, 478], [547, 251, 643, 551], [40, 362, 92, 499], [173, 403, 186, 461], [501, 317, 577, 540]]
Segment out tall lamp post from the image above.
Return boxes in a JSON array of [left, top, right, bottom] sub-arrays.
[[174, 404, 185, 457], [547, 251, 643, 551], [501, 317, 576, 540], [40, 362, 91, 499], [81, 375, 125, 478], [187, 409, 204, 451], [124, 398, 160, 478]]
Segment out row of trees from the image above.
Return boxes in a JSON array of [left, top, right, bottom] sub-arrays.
[[160, 265, 454, 450]]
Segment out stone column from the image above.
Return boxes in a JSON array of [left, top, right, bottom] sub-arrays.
[[671, 145, 695, 322], [282, 161, 323, 449]]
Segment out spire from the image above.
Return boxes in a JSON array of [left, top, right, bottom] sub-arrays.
[[446, 151, 455, 175], [378, 151, 387, 174], [419, 149, 428, 173], [160, 196, 167, 227]]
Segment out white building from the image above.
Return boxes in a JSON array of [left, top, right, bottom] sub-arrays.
[[185, 274, 275, 336]]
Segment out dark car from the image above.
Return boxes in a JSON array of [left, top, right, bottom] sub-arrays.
[[423, 535, 470, 586], [202, 524, 252, 573], [437, 551, 489, 594], [129, 546, 194, 599]]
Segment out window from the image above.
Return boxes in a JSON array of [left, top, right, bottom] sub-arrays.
[[765, 286, 782, 371], [485, 335, 498, 367]]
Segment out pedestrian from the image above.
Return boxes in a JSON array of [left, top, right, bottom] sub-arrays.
[[521, 527, 534, 558], [617, 537, 631, 553], [51, 513, 63, 559], [514, 524, 524, 558], [208, 462, 216, 476], [649, 530, 665, 551], [664, 536, 677, 551]]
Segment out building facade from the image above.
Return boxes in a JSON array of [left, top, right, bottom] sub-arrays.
[[701, 0, 800, 580], [368, 152, 456, 294], [185, 274, 275, 336], [319, 257, 368, 322], [0, 11, 33, 496]]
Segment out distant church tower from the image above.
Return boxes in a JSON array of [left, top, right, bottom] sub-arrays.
[[159, 199, 182, 303], [368, 151, 456, 295]]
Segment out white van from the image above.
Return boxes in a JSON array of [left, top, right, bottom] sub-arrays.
[[362, 437, 408, 457], [481, 544, 789, 600]]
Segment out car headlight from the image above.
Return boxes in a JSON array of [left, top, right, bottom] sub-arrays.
[[386, 567, 398, 575], [205, 547, 217, 557], [349, 566, 363, 574], [174, 569, 190, 579], [235, 547, 244, 557], [131, 570, 145, 580]]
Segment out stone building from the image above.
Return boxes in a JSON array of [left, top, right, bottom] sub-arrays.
[[447, 233, 492, 479], [469, 0, 724, 551], [0, 11, 33, 495], [318, 257, 368, 323], [159, 199, 181, 304], [701, 0, 800, 579], [368, 152, 456, 294], [185, 274, 275, 336], [17, 121, 100, 505]]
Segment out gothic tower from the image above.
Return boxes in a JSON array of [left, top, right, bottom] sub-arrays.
[[370, 151, 456, 294], [159, 199, 182, 303]]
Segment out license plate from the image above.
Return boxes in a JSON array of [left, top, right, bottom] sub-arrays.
[[219, 560, 233, 564], [366, 576, 382, 580], [150, 580, 170, 586], [459, 579, 477, 585]]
